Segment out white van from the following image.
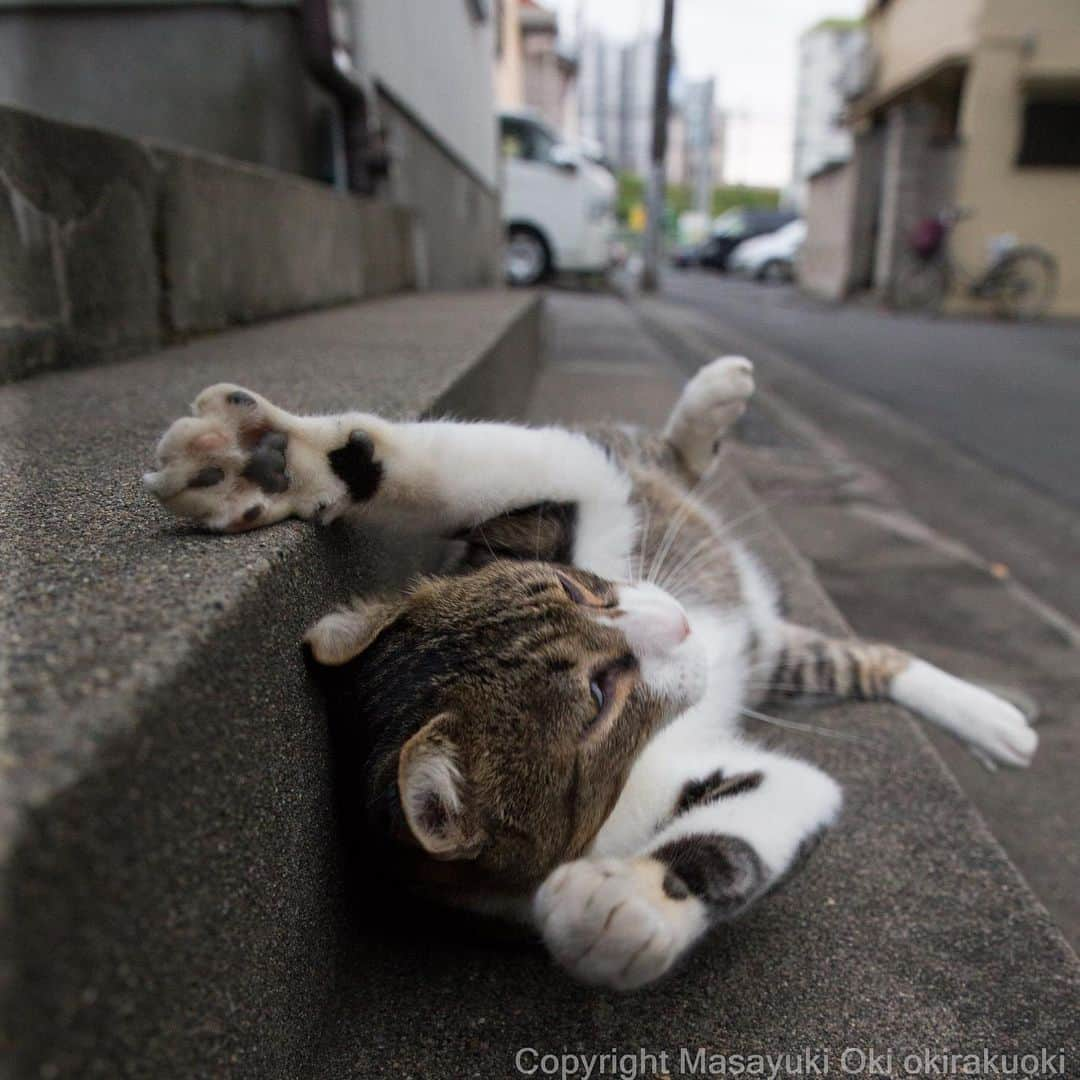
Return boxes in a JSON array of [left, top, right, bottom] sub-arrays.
[[499, 111, 616, 286]]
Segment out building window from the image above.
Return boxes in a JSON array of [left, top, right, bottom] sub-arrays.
[[1017, 99, 1080, 167]]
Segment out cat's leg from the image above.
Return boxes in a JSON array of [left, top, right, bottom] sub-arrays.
[[144, 384, 632, 548], [663, 355, 755, 477], [533, 743, 841, 990], [765, 623, 1038, 768]]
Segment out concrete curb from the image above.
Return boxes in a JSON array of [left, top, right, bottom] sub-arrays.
[[0, 105, 417, 383], [2, 290, 541, 1078]]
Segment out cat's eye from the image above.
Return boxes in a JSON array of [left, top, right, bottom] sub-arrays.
[[589, 679, 605, 713], [585, 656, 635, 730], [556, 570, 615, 609], [557, 572, 590, 606]]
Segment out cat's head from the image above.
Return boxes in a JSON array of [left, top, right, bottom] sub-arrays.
[[306, 560, 706, 895]]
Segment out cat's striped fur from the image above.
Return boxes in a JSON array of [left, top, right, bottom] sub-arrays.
[[144, 357, 1037, 989]]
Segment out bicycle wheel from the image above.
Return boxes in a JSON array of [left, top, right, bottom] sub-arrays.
[[991, 248, 1058, 320], [893, 258, 949, 313]]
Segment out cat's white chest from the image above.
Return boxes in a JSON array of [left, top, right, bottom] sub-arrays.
[[589, 605, 754, 858]]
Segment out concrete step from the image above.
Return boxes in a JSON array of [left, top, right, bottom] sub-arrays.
[[631, 289, 1080, 950], [319, 292, 1078, 1079], [2, 289, 541, 1078], [1, 104, 416, 383]]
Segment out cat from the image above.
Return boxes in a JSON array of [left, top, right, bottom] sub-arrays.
[[143, 357, 1037, 990]]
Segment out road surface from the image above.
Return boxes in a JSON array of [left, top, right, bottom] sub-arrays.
[[662, 271, 1080, 508]]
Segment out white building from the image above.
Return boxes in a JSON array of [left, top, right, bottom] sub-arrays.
[[681, 77, 720, 212], [789, 18, 865, 210], [577, 29, 624, 165], [619, 34, 657, 175]]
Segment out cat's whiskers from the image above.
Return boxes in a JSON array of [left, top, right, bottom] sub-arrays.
[[635, 499, 653, 586], [656, 522, 781, 601], [646, 463, 722, 586], [477, 524, 497, 564], [653, 531, 722, 595], [647, 474, 795, 594], [646, 460, 723, 583], [740, 706, 874, 745], [745, 681, 842, 698]]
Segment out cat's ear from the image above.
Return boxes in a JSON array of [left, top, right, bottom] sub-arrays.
[[304, 597, 399, 666], [398, 713, 485, 860]]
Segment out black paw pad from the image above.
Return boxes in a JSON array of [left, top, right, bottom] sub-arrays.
[[327, 429, 383, 502], [226, 391, 256, 408], [189, 466, 225, 489], [242, 504, 263, 523], [655, 834, 765, 918], [242, 431, 290, 494]]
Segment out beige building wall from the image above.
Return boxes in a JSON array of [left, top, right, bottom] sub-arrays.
[[494, 0, 525, 110], [800, 164, 857, 300], [951, 0, 1080, 316], [866, 0, 980, 100]]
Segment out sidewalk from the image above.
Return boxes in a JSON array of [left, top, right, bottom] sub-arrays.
[[628, 291, 1080, 953], [313, 292, 1080, 1075]]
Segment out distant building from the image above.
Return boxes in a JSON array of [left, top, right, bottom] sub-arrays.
[[789, 18, 866, 210], [798, 0, 1080, 316], [494, 0, 579, 137], [682, 78, 721, 212], [577, 29, 623, 164], [619, 34, 659, 176]]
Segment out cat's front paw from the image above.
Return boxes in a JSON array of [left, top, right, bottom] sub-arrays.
[[534, 857, 705, 991], [143, 384, 348, 532]]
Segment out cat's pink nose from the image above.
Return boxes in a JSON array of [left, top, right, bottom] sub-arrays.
[[616, 584, 692, 657]]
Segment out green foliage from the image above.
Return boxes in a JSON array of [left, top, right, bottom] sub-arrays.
[[711, 185, 781, 217], [616, 172, 644, 224], [809, 16, 862, 33], [616, 173, 782, 228]]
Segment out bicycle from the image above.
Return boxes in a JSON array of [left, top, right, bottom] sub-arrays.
[[893, 209, 1058, 319]]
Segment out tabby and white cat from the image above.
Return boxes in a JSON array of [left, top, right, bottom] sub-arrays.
[[144, 357, 1036, 990]]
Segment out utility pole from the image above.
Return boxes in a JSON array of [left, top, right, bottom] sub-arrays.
[[641, 0, 676, 292]]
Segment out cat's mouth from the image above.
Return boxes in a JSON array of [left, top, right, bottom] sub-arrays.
[[640, 634, 708, 718], [603, 581, 707, 716]]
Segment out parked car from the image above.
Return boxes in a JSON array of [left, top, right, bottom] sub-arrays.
[[729, 219, 807, 282], [677, 208, 797, 272], [499, 111, 616, 286]]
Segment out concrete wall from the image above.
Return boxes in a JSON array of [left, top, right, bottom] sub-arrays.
[[849, 126, 886, 291], [357, 0, 498, 190], [0, 2, 503, 294], [800, 164, 856, 301], [378, 92, 501, 292], [0, 105, 415, 382], [0, 5, 333, 179], [950, 0, 1080, 316]]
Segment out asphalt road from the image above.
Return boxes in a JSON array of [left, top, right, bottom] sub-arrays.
[[662, 270, 1080, 509]]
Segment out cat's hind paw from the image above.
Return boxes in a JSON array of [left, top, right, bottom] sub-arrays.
[[665, 356, 756, 476], [680, 355, 755, 434], [534, 857, 705, 991]]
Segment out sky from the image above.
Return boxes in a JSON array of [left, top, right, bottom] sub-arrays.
[[549, 0, 867, 188]]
